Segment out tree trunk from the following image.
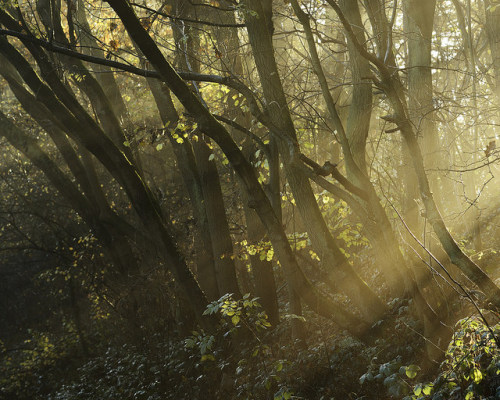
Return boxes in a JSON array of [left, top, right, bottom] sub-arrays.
[[483, 0, 500, 103], [147, 77, 220, 301], [193, 138, 242, 297], [210, 0, 280, 323], [107, 0, 373, 338], [338, 0, 373, 176], [0, 30, 215, 330], [74, 0, 130, 124], [170, 1, 241, 297], [242, 0, 387, 323]]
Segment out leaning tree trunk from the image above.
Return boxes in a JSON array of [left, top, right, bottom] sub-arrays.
[[0, 54, 141, 280], [106, 0, 376, 339], [0, 21, 215, 330], [170, 2, 241, 298], [330, 2, 500, 309], [242, 0, 388, 323], [147, 76, 220, 301], [36, 1, 134, 161], [74, 0, 130, 124], [210, 0, 280, 324]]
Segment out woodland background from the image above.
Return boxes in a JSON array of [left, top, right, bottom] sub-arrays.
[[1, 0, 500, 399]]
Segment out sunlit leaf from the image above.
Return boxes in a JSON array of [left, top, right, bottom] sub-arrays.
[[472, 368, 483, 383], [405, 364, 420, 379]]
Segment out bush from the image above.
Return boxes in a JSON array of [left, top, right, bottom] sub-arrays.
[[404, 317, 500, 400]]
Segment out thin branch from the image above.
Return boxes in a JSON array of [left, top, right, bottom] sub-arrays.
[[0, 28, 269, 117], [299, 154, 368, 200], [299, 163, 370, 222], [212, 113, 269, 156], [325, 0, 385, 71], [391, 203, 500, 347], [130, 3, 245, 28]]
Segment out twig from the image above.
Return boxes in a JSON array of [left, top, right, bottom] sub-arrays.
[[390, 203, 500, 347]]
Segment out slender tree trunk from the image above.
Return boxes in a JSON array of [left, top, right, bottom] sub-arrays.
[[74, 0, 130, 124], [171, 1, 241, 297], [338, 0, 373, 176], [210, 0, 280, 323], [147, 77, 220, 301], [107, 0, 373, 338], [0, 30, 215, 330], [193, 138, 242, 297], [0, 55, 141, 278], [262, 1, 305, 337], [242, 0, 387, 323], [483, 0, 500, 103]]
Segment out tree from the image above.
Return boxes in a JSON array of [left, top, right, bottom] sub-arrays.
[[1, 0, 500, 371]]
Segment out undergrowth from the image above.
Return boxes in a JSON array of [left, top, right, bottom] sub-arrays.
[[1, 295, 499, 400]]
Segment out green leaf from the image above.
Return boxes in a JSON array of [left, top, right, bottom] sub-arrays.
[[359, 372, 373, 385], [232, 315, 240, 325], [422, 383, 433, 395], [201, 354, 215, 362], [156, 143, 163, 151], [472, 368, 483, 384], [208, 153, 215, 161], [413, 383, 422, 396], [405, 364, 420, 379]]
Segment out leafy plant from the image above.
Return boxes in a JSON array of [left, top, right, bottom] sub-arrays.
[[184, 331, 216, 362], [404, 317, 500, 400], [360, 356, 411, 398], [203, 293, 272, 333]]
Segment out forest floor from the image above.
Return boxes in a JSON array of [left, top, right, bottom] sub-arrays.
[[1, 241, 500, 399]]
